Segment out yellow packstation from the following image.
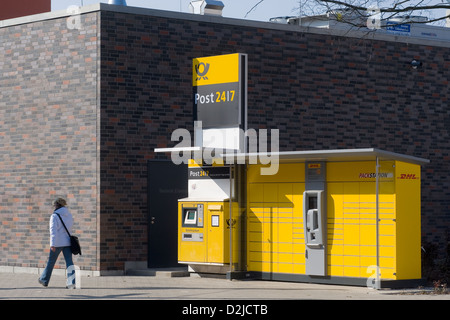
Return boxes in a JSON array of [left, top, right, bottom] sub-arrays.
[[159, 52, 429, 287], [245, 149, 428, 287], [174, 149, 428, 287]]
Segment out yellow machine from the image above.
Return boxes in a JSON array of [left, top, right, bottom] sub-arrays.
[[178, 201, 230, 265], [177, 161, 242, 274], [176, 149, 428, 287]]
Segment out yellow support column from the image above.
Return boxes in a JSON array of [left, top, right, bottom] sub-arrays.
[[395, 161, 422, 280]]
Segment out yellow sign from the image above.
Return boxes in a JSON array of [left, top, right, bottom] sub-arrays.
[[193, 53, 240, 86]]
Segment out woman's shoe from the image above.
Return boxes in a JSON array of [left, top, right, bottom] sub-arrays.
[[38, 279, 48, 287]]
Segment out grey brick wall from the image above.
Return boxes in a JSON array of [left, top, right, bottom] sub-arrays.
[[0, 13, 100, 271]]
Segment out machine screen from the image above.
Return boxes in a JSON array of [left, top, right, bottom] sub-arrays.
[[184, 209, 197, 225], [308, 196, 318, 209]]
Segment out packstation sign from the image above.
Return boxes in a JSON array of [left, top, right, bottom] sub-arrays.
[[193, 53, 247, 130]]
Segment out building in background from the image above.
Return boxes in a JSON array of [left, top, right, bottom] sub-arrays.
[[0, 0, 50, 21]]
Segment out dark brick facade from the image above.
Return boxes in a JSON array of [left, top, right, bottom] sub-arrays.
[[1, 5, 449, 273]]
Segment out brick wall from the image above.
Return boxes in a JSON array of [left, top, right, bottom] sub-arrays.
[[0, 13, 100, 271], [99, 12, 195, 270]]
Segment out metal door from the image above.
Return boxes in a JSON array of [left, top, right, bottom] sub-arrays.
[[148, 160, 188, 268]]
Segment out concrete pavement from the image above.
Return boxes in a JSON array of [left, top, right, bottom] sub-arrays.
[[0, 272, 449, 300]]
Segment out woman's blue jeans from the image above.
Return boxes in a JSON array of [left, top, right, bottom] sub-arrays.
[[39, 247, 75, 287]]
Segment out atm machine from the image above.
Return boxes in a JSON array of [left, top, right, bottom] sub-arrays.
[[177, 161, 242, 275], [303, 162, 327, 277], [178, 201, 229, 265]]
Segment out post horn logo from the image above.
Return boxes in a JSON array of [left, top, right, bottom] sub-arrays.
[[195, 62, 210, 81], [226, 219, 236, 229]]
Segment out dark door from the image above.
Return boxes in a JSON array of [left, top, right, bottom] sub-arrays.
[[148, 160, 188, 268]]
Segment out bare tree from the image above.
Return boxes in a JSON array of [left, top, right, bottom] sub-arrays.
[[246, 0, 450, 28]]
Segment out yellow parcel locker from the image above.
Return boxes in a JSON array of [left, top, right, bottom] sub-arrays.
[[245, 149, 428, 288]]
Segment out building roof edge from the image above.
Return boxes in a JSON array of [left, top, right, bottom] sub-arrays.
[[1, 3, 449, 48]]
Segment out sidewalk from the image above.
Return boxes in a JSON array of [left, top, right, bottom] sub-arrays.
[[0, 272, 449, 300]]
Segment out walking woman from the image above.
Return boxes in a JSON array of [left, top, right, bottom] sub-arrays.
[[38, 198, 76, 289]]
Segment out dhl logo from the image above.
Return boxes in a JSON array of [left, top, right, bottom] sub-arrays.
[[397, 173, 418, 180]]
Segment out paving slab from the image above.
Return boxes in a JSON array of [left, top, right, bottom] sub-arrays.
[[0, 272, 449, 301]]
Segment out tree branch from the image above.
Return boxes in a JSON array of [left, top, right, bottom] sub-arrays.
[[245, 0, 265, 18], [317, 0, 450, 13]]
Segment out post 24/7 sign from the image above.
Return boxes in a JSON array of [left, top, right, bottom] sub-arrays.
[[193, 53, 247, 129]]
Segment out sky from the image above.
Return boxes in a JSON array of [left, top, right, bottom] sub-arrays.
[[52, 0, 448, 25], [51, 0, 303, 22]]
